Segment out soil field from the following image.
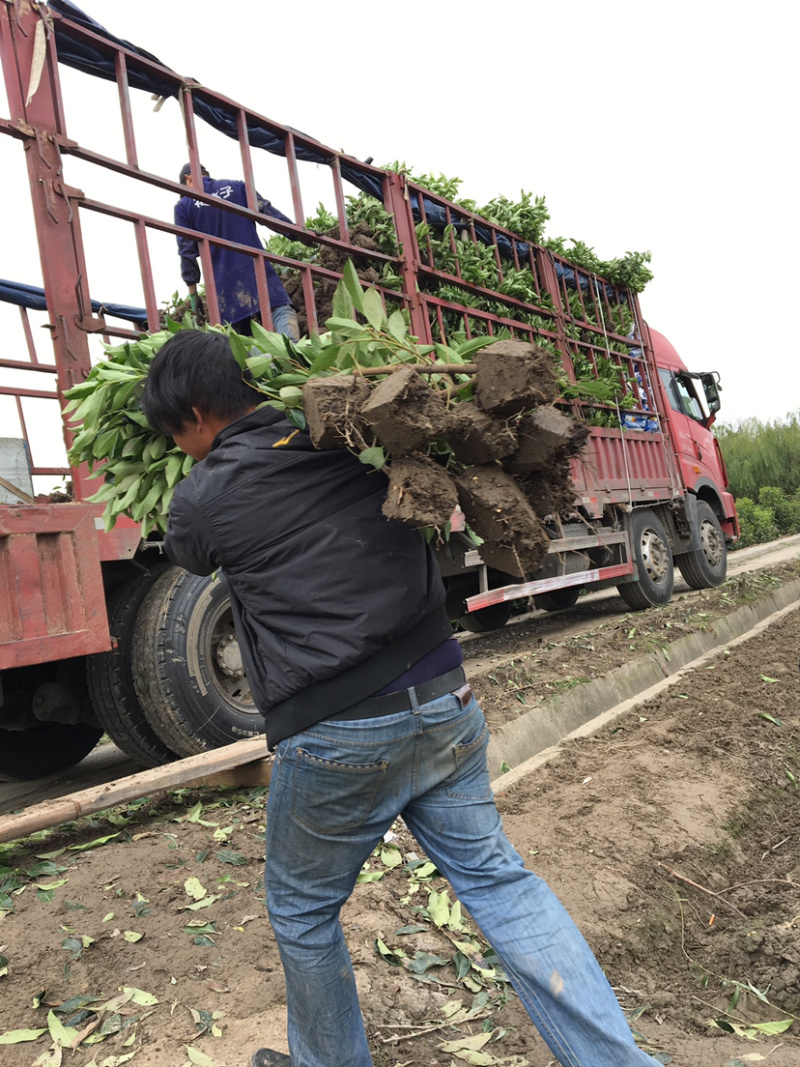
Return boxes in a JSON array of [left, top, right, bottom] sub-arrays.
[[1, 578, 799, 1066]]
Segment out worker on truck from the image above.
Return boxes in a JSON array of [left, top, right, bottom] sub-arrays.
[[141, 330, 660, 1067], [175, 163, 300, 339]]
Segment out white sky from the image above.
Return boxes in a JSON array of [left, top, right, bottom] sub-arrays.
[[1, 0, 797, 481]]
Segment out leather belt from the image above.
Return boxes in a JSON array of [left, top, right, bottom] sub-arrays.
[[327, 667, 469, 721]]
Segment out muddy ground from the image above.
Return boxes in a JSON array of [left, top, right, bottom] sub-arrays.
[[1, 570, 799, 1067]]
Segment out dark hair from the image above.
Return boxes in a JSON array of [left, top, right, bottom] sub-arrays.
[[142, 331, 256, 436], [179, 162, 210, 185]]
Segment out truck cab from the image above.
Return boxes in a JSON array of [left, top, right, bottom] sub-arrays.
[[649, 328, 738, 542]]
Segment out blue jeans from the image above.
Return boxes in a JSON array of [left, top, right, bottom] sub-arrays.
[[233, 304, 299, 340], [265, 689, 659, 1067], [271, 303, 300, 341]]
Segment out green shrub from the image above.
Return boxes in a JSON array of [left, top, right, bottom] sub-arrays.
[[733, 497, 779, 549], [757, 487, 800, 535]]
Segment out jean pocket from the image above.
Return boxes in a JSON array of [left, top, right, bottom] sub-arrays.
[[290, 746, 388, 835], [447, 722, 493, 801]]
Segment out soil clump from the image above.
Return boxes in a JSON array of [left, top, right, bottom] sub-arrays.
[[475, 340, 559, 415], [445, 405, 519, 465], [360, 365, 448, 455], [382, 455, 459, 528], [506, 407, 590, 473], [282, 222, 382, 336], [302, 375, 371, 449], [456, 465, 549, 577]]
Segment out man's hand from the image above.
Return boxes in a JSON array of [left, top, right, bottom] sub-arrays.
[[190, 292, 206, 324]]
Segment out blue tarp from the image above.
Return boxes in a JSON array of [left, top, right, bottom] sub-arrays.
[[0, 277, 147, 324], [48, 2, 537, 262], [46, 3, 625, 299]]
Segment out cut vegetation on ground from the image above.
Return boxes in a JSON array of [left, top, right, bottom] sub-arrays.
[[1, 570, 798, 1067]]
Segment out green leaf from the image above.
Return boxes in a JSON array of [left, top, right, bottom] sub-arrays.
[[332, 275, 355, 322], [324, 316, 363, 334], [356, 868, 385, 884], [307, 347, 343, 376], [47, 1009, 78, 1049], [758, 713, 783, 726], [249, 321, 291, 359], [180, 894, 222, 912], [749, 1018, 793, 1035], [760, 675, 778, 684], [361, 287, 386, 330], [387, 310, 408, 343], [68, 833, 120, 853], [183, 922, 216, 935], [227, 330, 251, 371], [26, 861, 66, 877], [122, 930, 143, 943], [0, 1027, 48, 1044], [453, 335, 495, 358], [427, 888, 452, 928], [357, 446, 386, 471], [216, 849, 247, 866], [406, 951, 450, 974], [184, 876, 207, 901], [341, 260, 366, 315], [278, 386, 304, 408], [375, 938, 406, 966], [186, 1046, 217, 1067], [438, 1032, 493, 1054], [380, 846, 402, 869], [244, 354, 276, 379]]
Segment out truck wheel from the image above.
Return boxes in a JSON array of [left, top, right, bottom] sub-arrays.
[[617, 510, 674, 610], [459, 600, 514, 633], [132, 567, 263, 757], [677, 501, 727, 589], [0, 723, 102, 782], [87, 564, 177, 768], [534, 587, 582, 613]]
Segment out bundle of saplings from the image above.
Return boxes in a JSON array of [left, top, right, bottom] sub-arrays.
[[67, 264, 599, 578], [265, 168, 653, 342]]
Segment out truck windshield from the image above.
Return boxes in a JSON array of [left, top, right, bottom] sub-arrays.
[[658, 369, 708, 424]]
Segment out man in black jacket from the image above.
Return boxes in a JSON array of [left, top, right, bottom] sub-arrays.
[[142, 331, 659, 1067]]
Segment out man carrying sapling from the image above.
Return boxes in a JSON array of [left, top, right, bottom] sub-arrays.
[[142, 328, 661, 1067], [175, 162, 299, 339]]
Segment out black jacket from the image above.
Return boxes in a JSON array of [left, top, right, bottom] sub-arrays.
[[164, 407, 450, 746]]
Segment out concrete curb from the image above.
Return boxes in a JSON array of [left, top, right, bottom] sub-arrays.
[[487, 577, 800, 784]]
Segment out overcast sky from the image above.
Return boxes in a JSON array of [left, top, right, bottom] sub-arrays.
[[1, 0, 797, 473]]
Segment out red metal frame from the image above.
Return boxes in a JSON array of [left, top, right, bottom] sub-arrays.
[[0, 504, 110, 668], [0, 1, 735, 665]]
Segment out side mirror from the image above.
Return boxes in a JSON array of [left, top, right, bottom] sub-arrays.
[[700, 372, 721, 415]]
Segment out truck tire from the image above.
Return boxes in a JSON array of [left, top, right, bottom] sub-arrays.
[[459, 600, 514, 633], [534, 587, 582, 613], [132, 567, 264, 757], [0, 723, 103, 782], [677, 501, 727, 589], [617, 510, 674, 610], [87, 563, 178, 768]]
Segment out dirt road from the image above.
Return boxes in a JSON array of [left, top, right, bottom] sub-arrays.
[[0, 539, 798, 1066]]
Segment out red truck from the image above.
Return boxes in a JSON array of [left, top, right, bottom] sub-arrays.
[[0, 1, 738, 780]]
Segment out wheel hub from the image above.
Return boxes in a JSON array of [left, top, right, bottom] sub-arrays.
[[215, 633, 244, 679], [640, 530, 669, 582], [700, 520, 723, 567]]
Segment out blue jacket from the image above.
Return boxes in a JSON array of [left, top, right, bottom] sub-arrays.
[[175, 177, 292, 326]]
